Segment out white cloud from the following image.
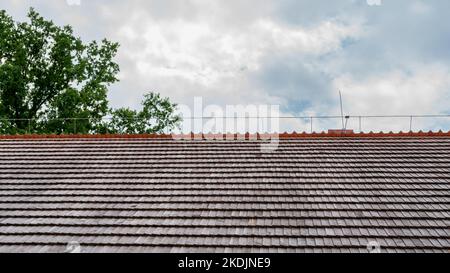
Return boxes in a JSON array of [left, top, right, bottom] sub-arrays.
[[333, 63, 450, 132], [1, 0, 449, 133], [113, 9, 361, 109], [410, 1, 432, 15]]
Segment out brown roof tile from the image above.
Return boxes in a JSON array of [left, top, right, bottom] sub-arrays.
[[0, 133, 449, 252]]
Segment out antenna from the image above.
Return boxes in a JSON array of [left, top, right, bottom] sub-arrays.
[[339, 90, 344, 130]]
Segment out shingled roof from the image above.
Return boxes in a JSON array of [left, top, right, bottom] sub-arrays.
[[0, 132, 449, 253]]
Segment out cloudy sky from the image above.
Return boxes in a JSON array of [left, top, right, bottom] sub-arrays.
[[1, 0, 449, 132]]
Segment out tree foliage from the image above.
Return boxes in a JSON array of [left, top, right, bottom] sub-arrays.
[[0, 8, 118, 134], [0, 8, 181, 135], [109, 92, 181, 134]]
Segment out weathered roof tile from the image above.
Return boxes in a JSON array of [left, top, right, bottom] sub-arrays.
[[0, 135, 448, 252]]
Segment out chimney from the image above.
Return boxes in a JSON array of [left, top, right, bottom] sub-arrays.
[[328, 129, 354, 135]]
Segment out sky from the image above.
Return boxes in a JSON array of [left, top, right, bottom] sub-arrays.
[[1, 0, 449, 133]]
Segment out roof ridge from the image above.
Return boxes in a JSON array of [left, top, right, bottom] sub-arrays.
[[0, 130, 449, 140]]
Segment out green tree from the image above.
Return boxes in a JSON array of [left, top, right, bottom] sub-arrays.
[[109, 92, 181, 134], [0, 8, 119, 134]]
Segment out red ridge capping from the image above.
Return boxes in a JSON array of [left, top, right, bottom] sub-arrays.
[[0, 130, 449, 140]]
